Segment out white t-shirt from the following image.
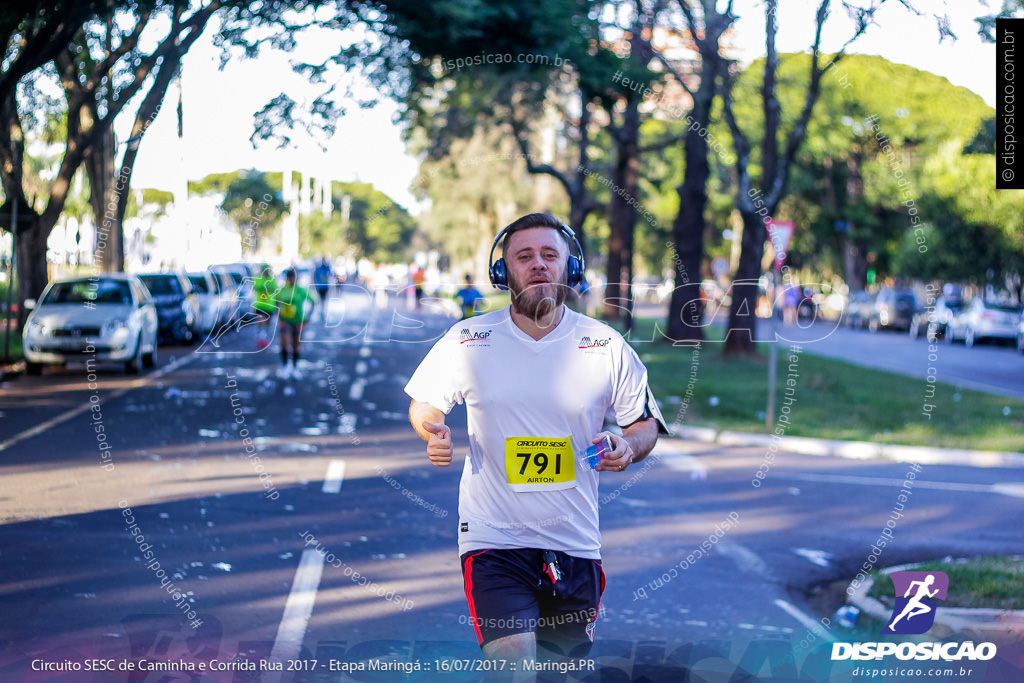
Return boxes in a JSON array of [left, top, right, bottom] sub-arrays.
[[404, 305, 666, 559]]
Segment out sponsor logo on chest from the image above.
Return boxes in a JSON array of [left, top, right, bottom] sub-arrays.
[[460, 329, 493, 346], [578, 336, 611, 352]]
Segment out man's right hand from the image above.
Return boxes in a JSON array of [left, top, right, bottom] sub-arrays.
[[422, 421, 452, 466]]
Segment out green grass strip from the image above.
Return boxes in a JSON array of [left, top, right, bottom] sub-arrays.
[[619, 318, 1024, 452], [867, 556, 1024, 609]]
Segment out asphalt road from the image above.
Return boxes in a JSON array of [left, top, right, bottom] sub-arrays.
[[630, 300, 1024, 400], [1, 294, 1023, 683], [775, 318, 1024, 401]]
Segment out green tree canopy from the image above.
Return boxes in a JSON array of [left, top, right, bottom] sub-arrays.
[[220, 172, 287, 253], [334, 181, 417, 264], [722, 52, 997, 289]]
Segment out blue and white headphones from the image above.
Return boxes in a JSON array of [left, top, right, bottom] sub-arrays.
[[487, 218, 585, 290]]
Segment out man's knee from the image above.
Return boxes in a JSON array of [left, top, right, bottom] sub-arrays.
[[483, 632, 536, 660]]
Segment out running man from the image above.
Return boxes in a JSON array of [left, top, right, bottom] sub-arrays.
[[313, 257, 333, 322], [888, 574, 940, 631], [253, 265, 279, 348], [454, 274, 485, 319], [206, 267, 276, 349], [276, 268, 314, 379], [405, 213, 667, 672]]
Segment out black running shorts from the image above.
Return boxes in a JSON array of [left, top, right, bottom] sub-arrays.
[[460, 548, 605, 657]]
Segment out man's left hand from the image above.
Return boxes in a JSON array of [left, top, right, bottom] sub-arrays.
[[593, 432, 635, 472]]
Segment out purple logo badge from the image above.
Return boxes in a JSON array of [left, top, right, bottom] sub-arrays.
[[883, 571, 948, 634]]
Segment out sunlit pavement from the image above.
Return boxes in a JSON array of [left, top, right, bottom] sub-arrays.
[[1, 292, 1022, 682]]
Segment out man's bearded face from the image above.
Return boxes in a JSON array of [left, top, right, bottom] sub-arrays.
[[505, 227, 570, 323]]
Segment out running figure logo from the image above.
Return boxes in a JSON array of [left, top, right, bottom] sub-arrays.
[[883, 571, 949, 634]]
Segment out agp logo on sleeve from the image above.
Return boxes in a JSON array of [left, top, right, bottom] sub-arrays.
[[883, 571, 948, 634]]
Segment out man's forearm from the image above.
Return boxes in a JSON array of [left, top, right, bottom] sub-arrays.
[[622, 418, 659, 464], [409, 399, 445, 441]]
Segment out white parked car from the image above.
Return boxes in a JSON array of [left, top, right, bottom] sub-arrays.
[[22, 274, 158, 374], [211, 264, 255, 314], [186, 270, 233, 334], [1017, 312, 1024, 355], [946, 298, 1022, 347]]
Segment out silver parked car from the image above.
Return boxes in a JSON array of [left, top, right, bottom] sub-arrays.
[[211, 264, 255, 314], [1017, 312, 1024, 354], [946, 298, 1022, 347], [22, 274, 158, 374]]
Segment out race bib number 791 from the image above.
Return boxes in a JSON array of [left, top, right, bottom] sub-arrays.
[[505, 437, 576, 492]]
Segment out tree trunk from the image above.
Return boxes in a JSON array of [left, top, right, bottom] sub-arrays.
[[16, 218, 49, 330], [662, 2, 734, 344], [602, 211, 625, 321], [85, 128, 125, 272], [666, 97, 713, 343], [843, 237, 868, 291], [566, 102, 596, 262], [723, 210, 765, 354], [602, 100, 640, 325]]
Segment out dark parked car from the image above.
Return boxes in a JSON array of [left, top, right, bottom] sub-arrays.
[[910, 295, 966, 340], [867, 288, 919, 332], [137, 272, 200, 344], [844, 290, 876, 329]]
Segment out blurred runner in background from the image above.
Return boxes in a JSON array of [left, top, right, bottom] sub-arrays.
[[276, 269, 314, 379], [455, 274, 485, 319], [253, 265, 279, 348], [313, 257, 333, 322]]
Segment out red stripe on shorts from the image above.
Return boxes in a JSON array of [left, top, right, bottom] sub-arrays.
[[463, 550, 489, 645]]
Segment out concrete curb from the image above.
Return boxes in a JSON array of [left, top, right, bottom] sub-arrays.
[[847, 564, 1024, 639], [669, 426, 1024, 469]]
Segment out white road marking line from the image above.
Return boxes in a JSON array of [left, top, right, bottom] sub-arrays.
[[0, 352, 197, 453], [322, 460, 346, 494], [785, 472, 1013, 494], [349, 378, 366, 401], [267, 549, 326, 678], [774, 599, 837, 642], [716, 541, 772, 577], [992, 482, 1024, 498], [794, 548, 833, 568]]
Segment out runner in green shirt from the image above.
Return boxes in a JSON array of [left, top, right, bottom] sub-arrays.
[[207, 265, 277, 349], [253, 266, 279, 349], [275, 268, 315, 378]]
